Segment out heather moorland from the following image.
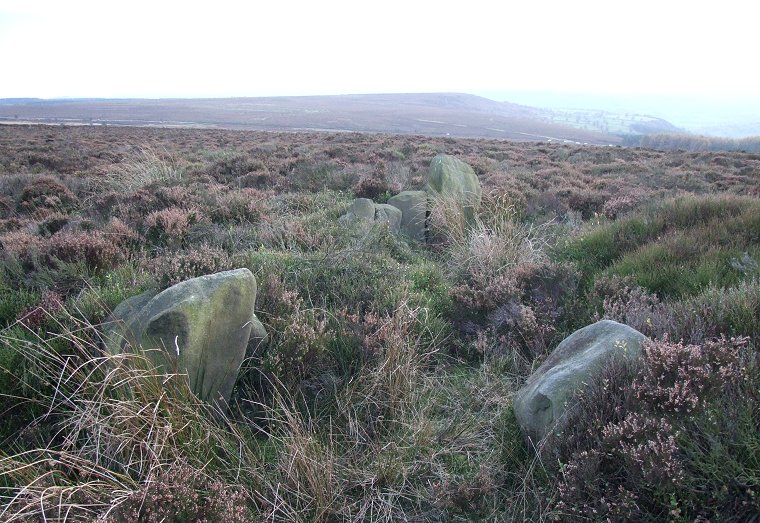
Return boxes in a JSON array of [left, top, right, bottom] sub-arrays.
[[0, 124, 758, 521]]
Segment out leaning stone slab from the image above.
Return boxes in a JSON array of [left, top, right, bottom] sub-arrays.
[[104, 268, 258, 411], [387, 190, 427, 242], [513, 319, 647, 442]]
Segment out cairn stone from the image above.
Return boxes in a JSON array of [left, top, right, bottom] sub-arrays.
[[341, 197, 376, 222], [373, 203, 402, 233], [247, 315, 269, 358], [387, 190, 428, 242], [339, 198, 403, 234], [513, 320, 646, 441]]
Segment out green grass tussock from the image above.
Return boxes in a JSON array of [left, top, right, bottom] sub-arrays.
[[558, 195, 760, 298]]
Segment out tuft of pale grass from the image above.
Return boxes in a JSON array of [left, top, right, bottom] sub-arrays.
[[427, 191, 472, 247], [100, 146, 183, 192], [440, 192, 550, 283], [249, 390, 342, 523], [248, 300, 449, 521], [350, 303, 439, 419]]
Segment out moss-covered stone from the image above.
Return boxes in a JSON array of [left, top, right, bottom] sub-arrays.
[[342, 198, 376, 222], [374, 203, 402, 233], [104, 268, 258, 410], [387, 190, 427, 242], [428, 154, 482, 223], [513, 320, 646, 442], [339, 198, 403, 235]]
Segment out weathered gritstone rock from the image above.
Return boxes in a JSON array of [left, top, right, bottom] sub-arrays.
[[247, 315, 269, 358], [339, 198, 403, 234], [340, 197, 376, 223], [105, 268, 263, 411], [428, 154, 482, 223], [373, 203, 402, 233], [513, 319, 647, 442], [387, 190, 428, 242]]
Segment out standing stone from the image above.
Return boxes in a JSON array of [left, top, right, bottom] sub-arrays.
[[512, 320, 647, 441], [387, 190, 428, 242], [105, 268, 258, 411], [428, 154, 482, 223]]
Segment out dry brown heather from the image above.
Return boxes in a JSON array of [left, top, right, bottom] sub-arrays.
[[0, 124, 758, 522], [0, 125, 758, 207]]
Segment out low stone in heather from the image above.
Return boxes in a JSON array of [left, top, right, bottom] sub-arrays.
[[513, 319, 647, 442], [373, 203, 402, 233]]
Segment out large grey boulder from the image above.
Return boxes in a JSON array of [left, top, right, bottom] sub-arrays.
[[105, 268, 260, 410], [513, 320, 646, 441], [387, 190, 427, 242], [428, 154, 482, 223]]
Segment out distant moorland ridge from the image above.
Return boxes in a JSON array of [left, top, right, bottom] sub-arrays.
[[0, 93, 623, 144]]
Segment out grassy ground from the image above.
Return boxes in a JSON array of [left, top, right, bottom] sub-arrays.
[[0, 125, 758, 521]]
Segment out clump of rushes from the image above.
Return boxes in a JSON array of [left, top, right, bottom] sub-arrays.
[[101, 146, 184, 192]]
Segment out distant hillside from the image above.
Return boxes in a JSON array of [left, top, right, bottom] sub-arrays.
[[530, 106, 682, 136], [488, 90, 760, 139], [0, 93, 622, 144], [622, 133, 760, 153]]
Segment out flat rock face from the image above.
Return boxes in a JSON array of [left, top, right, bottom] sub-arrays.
[[428, 154, 482, 222], [387, 190, 428, 242], [105, 268, 258, 410], [513, 320, 647, 441]]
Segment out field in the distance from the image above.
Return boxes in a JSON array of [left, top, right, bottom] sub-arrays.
[[0, 124, 758, 522]]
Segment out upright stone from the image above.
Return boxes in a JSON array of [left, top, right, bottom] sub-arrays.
[[427, 154, 482, 223], [387, 190, 427, 242], [105, 268, 258, 411], [513, 320, 647, 442]]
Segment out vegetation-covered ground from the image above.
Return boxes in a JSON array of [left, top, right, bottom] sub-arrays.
[[0, 125, 758, 521]]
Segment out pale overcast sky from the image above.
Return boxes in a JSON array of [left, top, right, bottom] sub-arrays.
[[0, 0, 758, 100]]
